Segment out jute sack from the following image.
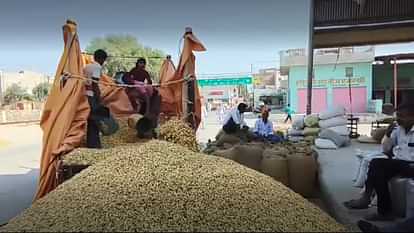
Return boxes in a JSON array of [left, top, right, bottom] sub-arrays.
[[213, 148, 237, 160], [261, 153, 289, 186], [215, 130, 225, 141], [288, 129, 305, 136], [319, 116, 347, 129], [233, 145, 264, 172], [216, 132, 241, 146], [304, 114, 319, 128], [287, 154, 317, 198], [263, 147, 290, 158], [315, 138, 338, 150], [319, 106, 346, 120], [304, 127, 320, 137], [223, 143, 235, 150], [292, 116, 305, 130]]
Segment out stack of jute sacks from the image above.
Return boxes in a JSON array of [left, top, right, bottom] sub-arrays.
[[288, 114, 320, 144], [315, 106, 350, 150], [213, 141, 318, 198]]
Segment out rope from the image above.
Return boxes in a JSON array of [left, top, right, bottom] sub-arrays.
[[61, 72, 194, 88]]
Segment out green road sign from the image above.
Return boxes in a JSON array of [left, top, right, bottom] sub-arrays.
[[197, 76, 253, 87]]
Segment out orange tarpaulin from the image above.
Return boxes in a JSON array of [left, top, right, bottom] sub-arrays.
[[159, 56, 178, 115], [175, 29, 206, 130], [34, 20, 90, 201], [82, 54, 136, 118]]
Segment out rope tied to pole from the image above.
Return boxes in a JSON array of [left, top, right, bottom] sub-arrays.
[[60, 72, 194, 89]]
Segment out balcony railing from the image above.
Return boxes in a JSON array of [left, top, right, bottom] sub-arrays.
[[314, 0, 414, 27]]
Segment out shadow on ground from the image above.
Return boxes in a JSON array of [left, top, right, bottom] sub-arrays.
[[0, 168, 39, 225]]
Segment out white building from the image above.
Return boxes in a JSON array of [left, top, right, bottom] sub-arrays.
[[0, 70, 50, 97]]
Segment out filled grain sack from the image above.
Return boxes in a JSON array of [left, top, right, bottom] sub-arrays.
[[261, 153, 289, 186], [288, 154, 317, 198], [263, 147, 290, 158], [288, 136, 305, 142], [233, 145, 264, 172], [304, 136, 316, 144], [318, 106, 346, 120], [216, 132, 241, 146], [315, 138, 338, 150], [319, 129, 350, 148], [327, 125, 349, 136], [213, 147, 237, 160], [0, 141, 345, 232], [292, 116, 305, 130], [371, 127, 387, 143], [319, 116, 347, 129], [304, 127, 320, 137], [288, 129, 304, 136], [215, 129, 225, 141], [304, 114, 319, 128]]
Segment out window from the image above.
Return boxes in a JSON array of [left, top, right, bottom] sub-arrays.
[[345, 67, 354, 77]]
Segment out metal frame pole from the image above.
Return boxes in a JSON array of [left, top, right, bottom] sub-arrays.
[[306, 0, 315, 115], [393, 57, 398, 108]]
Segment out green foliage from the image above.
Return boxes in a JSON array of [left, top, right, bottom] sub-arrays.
[[32, 82, 52, 101], [85, 35, 165, 82], [3, 83, 32, 104]]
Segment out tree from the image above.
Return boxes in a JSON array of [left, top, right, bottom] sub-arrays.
[[32, 82, 52, 101], [85, 35, 166, 82], [3, 83, 32, 105]]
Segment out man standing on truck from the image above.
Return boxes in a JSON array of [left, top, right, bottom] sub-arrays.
[[84, 49, 108, 148]]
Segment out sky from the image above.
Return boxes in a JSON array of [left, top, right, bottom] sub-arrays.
[[0, 0, 413, 76]]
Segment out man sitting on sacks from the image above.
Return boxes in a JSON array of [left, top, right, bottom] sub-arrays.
[[221, 103, 253, 142], [344, 102, 414, 221], [253, 109, 282, 144]]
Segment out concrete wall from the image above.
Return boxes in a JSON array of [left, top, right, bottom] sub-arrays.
[[288, 62, 373, 113], [0, 110, 41, 124]]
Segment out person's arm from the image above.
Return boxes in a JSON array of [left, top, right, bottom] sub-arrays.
[[382, 125, 397, 158], [253, 120, 260, 134], [145, 71, 153, 85], [266, 121, 274, 136], [231, 110, 241, 125]]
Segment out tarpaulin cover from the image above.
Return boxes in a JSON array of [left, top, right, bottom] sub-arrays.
[[175, 32, 206, 130], [159, 57, 178, 115], [34, 20, 90, 201]]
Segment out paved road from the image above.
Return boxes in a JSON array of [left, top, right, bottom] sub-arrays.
[[0, 124, 41, 225]]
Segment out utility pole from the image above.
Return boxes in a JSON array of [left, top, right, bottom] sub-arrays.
[[306, 0, 315, 115], [251, 64, 255, 108], [0, 70, 3, 105]]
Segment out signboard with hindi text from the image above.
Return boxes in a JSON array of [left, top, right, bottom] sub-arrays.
[[197, 76, 252, 87], [296, 77, 366, 88]]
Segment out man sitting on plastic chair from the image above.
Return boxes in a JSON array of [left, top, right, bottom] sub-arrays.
[[253, 109, 282, 144]]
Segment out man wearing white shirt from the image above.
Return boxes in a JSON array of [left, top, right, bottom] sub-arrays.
[[345, 103, 414, 221], [84, 49, 107, 148], [222, 103, 249, 135]]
